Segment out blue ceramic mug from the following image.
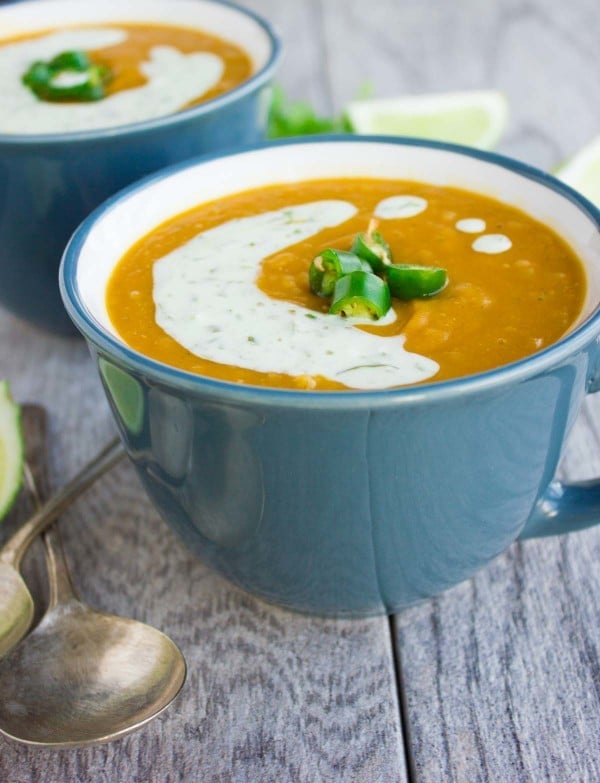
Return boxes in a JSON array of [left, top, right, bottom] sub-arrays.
[[60, 138, 600, 616], [0, 0, 280, 335]]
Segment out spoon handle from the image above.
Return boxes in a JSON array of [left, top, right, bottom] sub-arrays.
[[0, 432, 126, 569], [20, 412, 80, 608], [42, 526, 79, 608]]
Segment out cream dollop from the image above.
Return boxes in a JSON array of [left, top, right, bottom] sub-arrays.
[[456, 218, 486, 233], [472, 234, 512, 254], [374, 195, 428, 219]]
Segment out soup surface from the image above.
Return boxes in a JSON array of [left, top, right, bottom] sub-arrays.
[[0, 22, 252, 134], [107, 178, 586, 390]]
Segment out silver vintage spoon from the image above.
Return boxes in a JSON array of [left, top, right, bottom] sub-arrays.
[[0, 433, 124, 657], [0, 407, 187, 747]]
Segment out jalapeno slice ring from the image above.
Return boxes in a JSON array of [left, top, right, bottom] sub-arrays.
[[386, 264, 448, 300], [22, 50, 112, 103], [351, 229, 393, 273], [329, 271, 391, 319], [309, 249, 372, 297]]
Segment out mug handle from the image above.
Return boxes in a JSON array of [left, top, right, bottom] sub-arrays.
[[520, 371, 600, 539], [519, 479, 600, 539]]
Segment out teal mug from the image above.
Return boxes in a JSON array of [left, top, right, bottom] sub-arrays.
[[0, 0, 280, 334], [60, 138, 600, 616]]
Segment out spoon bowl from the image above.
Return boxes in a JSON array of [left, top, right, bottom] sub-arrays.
[[0, 406, 186, 747], [0, 436, 125, 657], [0, 597, 186, 747], [0, 564, 33, 658]]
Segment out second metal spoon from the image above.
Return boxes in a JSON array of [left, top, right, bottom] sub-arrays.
[[0, 407, 187, 746], [0, 428, 124, 657]]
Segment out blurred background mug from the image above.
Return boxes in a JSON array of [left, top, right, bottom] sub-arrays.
[[0, 0, 280, 334]]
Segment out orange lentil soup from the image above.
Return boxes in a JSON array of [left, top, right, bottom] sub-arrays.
[[99, 23, 250, 106], [5, 22, 252, 105], [107, 179, 586, 390]]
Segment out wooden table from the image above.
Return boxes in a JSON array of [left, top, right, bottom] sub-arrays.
[[1, 0, 599, 780]]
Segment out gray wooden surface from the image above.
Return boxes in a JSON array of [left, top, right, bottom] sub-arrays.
[[1, 0, 599, 781]]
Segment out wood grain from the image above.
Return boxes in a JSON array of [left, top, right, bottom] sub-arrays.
[[0, 5, 406, 779], [393, 395, 600, 782], [346, 0, 600, 778], [242, 0, 334, 111], [321, 0, 600, 779], [320, 0, 600, 170]]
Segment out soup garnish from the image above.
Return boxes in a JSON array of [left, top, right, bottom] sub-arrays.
[[309, 223, 448, 318], [0, 23, 252, 134], [22, 49, 111, 102], [330, 271, 392, 319], [386, 264, 448, 300], [107, 178, 586, 391], [351, 224, 393, 273], [309, 250, 371, 298]]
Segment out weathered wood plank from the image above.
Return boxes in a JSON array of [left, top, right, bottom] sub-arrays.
[[371, 0, 600, 776], [395, 404, 600, 782], [320, 0, 600, 169], [319, 0, 600, 779], [0, 3, 407, 778], [241, 0, 334, 111], [0, 320, 407, 783], [395, 418, 600, 772]]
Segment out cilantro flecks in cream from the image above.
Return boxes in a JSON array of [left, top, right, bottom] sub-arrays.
[[153, 201, 439, 390]]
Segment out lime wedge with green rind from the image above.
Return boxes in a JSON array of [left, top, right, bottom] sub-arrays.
[[346, 90, 509, 150], [0, 381, 23, 521], [556, 135, 600, 208]]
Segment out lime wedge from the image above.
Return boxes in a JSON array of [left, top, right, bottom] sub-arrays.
[[346, 90, 509, 150], [556, 135, 600, 207], [0, 381, 23, 521]]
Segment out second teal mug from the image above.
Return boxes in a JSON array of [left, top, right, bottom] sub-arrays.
[[0, 0, 280, 334]]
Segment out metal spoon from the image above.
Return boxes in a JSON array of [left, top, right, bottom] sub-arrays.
[[0, 407, 187, 746], [0, 433, 125, 657]]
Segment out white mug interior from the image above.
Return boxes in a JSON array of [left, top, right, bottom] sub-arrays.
[[73, 140, 600, 346], [0, 0, 272, 73]]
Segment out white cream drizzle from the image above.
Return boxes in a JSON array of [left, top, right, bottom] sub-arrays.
[[0, 28, 225, 134], [456, 218, 486, 233], [472, 234, 512, 254], [153, 200, 439, 390], [374, 195, 428, 219]]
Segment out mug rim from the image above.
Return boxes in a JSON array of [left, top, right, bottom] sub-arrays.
[[0, 0, 281, 147], [60, 135, 600, 409]]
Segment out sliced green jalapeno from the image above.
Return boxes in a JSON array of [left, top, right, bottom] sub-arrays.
[[351, 229, 392, 273], [22, 50, 112, 103], [386, 264, 448, 300], [309, 249, 371, 297], [49, 50, 92, 71], [21, 61, 52, 92], [330, 271, 391, 319]]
